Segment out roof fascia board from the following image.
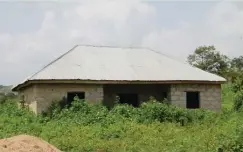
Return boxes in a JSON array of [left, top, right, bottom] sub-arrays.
[[12, 79, 226, 91]]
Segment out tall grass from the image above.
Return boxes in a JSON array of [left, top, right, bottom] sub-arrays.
[[0, 85, 243, 152], [221, 84, 236, 110]]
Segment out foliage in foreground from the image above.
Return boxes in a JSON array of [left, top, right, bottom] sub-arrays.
[[43, 97, 212, 126], [233, 93, 243, 112], [1, 92, 243, 152]]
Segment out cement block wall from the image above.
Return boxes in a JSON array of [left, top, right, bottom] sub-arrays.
[[169, 84, 221, 111], [19, 83, 222, 114], [18, 85, 37, 112], [20, 84, 103, 114]]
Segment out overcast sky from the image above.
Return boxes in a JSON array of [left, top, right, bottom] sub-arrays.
[[0, 0, 243, 85]]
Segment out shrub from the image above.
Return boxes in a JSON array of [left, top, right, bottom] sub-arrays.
[[137, 100, 211, 125], [232, 75, 243, 93], [43, 97, 111, 125], [0, 95, 7, 104], [218, 125, 243, 152], [40, 97, 210, 127], [1, 96, 237, 152], [233, 93, 243, 112], [108, 99, 210, 125], [110, 104, 137, 118]]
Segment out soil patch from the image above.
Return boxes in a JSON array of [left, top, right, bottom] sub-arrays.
[[0, 134, 61, 152]]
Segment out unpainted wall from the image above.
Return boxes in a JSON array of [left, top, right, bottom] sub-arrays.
[[169, 84, 221, 111], [18, 85, 39, 112], [19, 83, 222, 114], [103, 84, 169, 107], [20, 84, 103, 114]]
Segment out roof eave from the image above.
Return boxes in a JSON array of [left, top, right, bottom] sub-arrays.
[[12, 79, 227, 91]]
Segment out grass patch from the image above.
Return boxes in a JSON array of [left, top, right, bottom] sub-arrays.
[[0, 84, 242, 152]]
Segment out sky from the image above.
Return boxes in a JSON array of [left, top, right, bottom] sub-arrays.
[[0, 0, 243, 85]]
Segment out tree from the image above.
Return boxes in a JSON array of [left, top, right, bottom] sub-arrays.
[[187, 45, 230, 76], [224, 56, 243, 83], [231, 56, 243, 71]]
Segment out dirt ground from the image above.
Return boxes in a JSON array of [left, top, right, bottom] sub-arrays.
[[0, 135, 61, 152]]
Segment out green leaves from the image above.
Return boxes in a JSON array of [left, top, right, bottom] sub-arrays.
[[233, 93, 243, 112], [231, 56, 243, 71], [232, 74, 243, 93], [187, 45, 235, 79], [187, 45, 230, 76], [187, 46, 243, 88], [1, 96, 242, 152]]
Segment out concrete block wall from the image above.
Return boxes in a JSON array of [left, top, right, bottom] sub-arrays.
[[19, 83, 222, 114], [21, 84, 103, 114], [169, 84, 221, 111], [18, 85, 37, 112]]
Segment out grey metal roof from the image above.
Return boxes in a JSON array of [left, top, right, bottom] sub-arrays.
[[13, 45, 226, 90]]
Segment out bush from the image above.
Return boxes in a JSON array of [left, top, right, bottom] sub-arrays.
[[218, 125, 243, 152], [136, 101, 210, 125], [40, 97, 210, 126], [42, 97, 111, 125], [232, 75, 243, 93], [107, 99, 210, 125], [233, 93, 243, 112], [0, 95, 7, 104], [1, 96, 225, 152], [110, 104, 137, 118]]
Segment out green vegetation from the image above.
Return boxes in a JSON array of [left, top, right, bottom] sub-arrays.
[[1, 45, 243, 151], [1, 84, 243, 152], [187, 45, 243, 81], [187, 45, 230, 76]]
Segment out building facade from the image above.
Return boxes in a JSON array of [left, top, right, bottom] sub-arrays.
[[18, 82, 221, 114]]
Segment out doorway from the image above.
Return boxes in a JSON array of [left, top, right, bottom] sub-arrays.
[[117, 93, 139, 107], [186, 92, 200, 109], [67, 92, 85, 105]]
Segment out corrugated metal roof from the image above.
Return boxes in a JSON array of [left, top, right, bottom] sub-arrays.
[[13, 45, 226, 90]]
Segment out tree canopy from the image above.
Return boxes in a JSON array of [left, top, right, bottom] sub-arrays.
[[187, 45, 243, 93], [231, 56, 243, 71], [187, 45, 230, 76]]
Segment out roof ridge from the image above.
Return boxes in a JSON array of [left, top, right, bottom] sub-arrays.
[[29, 45, 79, 80], [87, 44, 185, 64], [77, 44, 149, 50]]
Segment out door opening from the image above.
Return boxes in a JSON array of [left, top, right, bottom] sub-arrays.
[[117, 93, 139, 107], [186, 92, 200, 109], [67, 92, 85, 105]]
